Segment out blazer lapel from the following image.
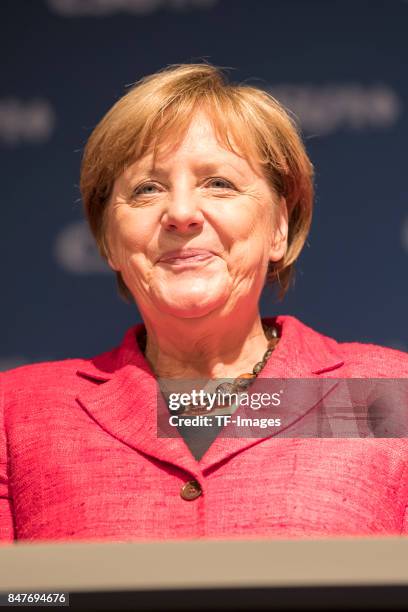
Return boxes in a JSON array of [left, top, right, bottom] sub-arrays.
[[75, 316, 349, 476], [75, 326, 205, 482], [198, 316, 347, 471]]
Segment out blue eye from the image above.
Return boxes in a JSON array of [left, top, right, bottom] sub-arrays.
[[208, 178, 233, 189], [132, 177, 234, 197], [133, 183, 159, 196]]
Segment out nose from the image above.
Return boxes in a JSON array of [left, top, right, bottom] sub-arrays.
[[161, 190, 205, 234]]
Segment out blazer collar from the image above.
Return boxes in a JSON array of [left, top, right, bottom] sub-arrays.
[[76, 314, 345, 382], [75, 315, 346, 480]]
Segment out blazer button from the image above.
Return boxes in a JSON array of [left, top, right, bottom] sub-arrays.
[[180, 480, 202, 501]]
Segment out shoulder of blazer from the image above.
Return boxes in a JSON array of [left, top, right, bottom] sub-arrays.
[[0, 347, 119, 399], [277, 315, 408, 378], [0, 357, 95, 404], [336, 340, 408, 377], [0, 323, 142, 404]]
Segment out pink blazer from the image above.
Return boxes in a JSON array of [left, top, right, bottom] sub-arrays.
[[1, 314, 408, 544]]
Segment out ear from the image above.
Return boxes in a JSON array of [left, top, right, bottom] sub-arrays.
[[103, 233, 120, 272], [269, 196, 288, 262], [107, 254, 120, 272]]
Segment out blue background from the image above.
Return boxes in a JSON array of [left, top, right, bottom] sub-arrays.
[[1, 0, 407, 369]]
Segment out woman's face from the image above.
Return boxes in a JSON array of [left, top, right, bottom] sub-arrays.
[[105, 111, 288, 320]]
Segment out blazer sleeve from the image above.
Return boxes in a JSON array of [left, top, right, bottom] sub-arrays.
[[0, 372, 14, 543]]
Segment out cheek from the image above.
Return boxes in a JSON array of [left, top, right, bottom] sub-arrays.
[[110, 210, 153, 257], [225, 203, 275, 271], [224, 200, 274, 243]]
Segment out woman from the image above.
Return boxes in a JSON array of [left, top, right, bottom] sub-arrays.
[[1, 63, 407, 543]]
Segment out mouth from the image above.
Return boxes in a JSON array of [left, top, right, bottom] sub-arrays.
[[159, 249, 215, 266], [159, 253, 215, 266]]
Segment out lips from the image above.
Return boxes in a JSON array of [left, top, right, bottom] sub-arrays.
[[159, 249, 215, 263]]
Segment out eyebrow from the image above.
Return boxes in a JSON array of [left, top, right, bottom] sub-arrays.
[[133, 160, 247, 180]]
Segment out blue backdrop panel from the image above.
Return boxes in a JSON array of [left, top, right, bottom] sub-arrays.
[[1, 0, 407, 369]]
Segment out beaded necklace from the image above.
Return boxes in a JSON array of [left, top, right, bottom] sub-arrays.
[[137, 322, 280, 416]]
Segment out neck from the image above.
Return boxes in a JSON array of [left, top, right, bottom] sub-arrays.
[[138, 307, 274, 379]]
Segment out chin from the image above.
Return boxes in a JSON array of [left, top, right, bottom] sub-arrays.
[[155, 296, 225, 319]]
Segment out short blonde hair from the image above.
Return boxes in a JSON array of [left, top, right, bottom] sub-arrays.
[[80, 61, 314, 302]]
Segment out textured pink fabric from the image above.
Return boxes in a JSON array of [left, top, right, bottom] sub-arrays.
[[1, 314, 408, 544]]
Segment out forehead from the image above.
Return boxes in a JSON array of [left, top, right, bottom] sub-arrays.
[[125, 111, 263, 180]]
